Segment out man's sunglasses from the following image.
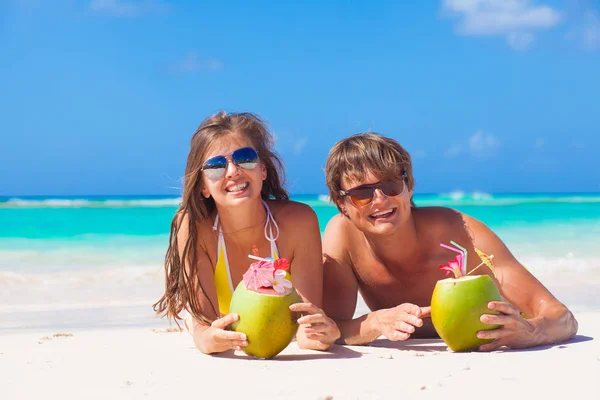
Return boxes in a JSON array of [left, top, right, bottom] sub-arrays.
[[201, 147, 259, 181], [339, 173, 407, 207]]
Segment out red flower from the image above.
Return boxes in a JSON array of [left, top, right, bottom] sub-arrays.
[[251, 245, 260, 257], [273, 258, 290, 271]]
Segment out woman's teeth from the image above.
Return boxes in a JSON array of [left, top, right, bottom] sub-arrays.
[[227, 182, 248, 192]]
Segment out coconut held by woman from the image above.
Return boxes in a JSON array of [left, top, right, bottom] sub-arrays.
[[229, 246, 302, 359]]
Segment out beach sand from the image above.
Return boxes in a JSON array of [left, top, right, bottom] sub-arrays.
[[2, 310, 598, 400]]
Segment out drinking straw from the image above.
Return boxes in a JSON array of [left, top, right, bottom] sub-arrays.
[[248, 255, 270, 262], [450, 241, 468, 276], [439, 243, 465, 276]]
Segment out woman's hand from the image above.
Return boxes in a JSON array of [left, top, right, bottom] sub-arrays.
[[477, 301, 536, 351], [196, 313, 248, 354], [290, 302, 341, 350]]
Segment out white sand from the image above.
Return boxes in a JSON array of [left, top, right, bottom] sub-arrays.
[[1, 311, 598, 400]]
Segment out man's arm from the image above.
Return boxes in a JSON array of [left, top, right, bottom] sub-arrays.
[[463, 213, 578, 350], [322, 215, 427, 345]]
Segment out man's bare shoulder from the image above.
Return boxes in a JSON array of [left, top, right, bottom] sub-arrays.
[[324, 213, 356, 239], [414, 206, 469, 232]]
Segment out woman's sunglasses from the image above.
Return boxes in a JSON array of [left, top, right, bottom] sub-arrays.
[[201, 147, 259, 181], [340, 173, 407, 207]]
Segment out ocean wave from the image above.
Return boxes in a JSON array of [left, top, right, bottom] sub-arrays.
[[416, 193, 600, 207], [2, 193, 600, 209], [0, 197, 182, 208]]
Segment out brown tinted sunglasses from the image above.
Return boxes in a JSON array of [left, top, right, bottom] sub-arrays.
[[340, 173, 407, 207]]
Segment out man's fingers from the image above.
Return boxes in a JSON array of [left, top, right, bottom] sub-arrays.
[[404, 314, 423, 327], [478, 339, 504, 352], [398, 303, 421, 315], [420, 306, 431, 318], [480, 313, 513, 326], [211, 313, 239, 329], [390, 330, 410, 341], [488, 301, 519, 315], [395, 321, 416, 333]]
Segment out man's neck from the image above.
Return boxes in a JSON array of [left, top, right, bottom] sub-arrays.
[[363, 213, 423, 271]]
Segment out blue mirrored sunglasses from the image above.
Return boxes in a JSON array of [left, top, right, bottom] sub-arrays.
[[201, 147, 259, 181]]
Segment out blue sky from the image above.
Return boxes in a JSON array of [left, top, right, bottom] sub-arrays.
[[1, 0, 599, 196]]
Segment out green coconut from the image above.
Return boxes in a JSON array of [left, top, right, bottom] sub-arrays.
[[431, 274, 502, 352], [229, 281, 302, 359]]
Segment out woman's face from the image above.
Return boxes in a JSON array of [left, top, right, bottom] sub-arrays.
[[200, 132, 267, 208]]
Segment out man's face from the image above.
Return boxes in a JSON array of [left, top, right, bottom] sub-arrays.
[[338, 169, 413, 236]]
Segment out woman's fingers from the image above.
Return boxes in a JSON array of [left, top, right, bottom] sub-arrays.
[[211, 313, 239, 329], [289, 302, 321, 315], [297, 313, 325, 325]]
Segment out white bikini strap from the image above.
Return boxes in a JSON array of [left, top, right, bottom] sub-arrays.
[[212, 213, 220, 233], [262, 200, 280, 244]]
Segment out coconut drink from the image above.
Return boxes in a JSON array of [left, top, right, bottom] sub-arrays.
[[430, 241, 502, 352], [229, 248, 301, 359]]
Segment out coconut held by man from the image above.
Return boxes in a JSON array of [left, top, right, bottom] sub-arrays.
[[431, 241, 502, 352], [229, 247, 302, 359]]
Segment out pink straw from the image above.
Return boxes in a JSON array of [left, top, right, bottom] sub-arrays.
[[440, 243, 465, 275]]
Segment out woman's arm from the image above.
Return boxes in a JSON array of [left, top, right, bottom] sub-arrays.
[[176, 213, 249, 354], [280, 202, 340, 350]]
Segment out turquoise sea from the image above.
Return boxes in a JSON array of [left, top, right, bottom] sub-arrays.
[[1, 192, 599, 330]]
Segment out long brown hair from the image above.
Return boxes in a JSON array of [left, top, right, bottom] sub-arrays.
[[325, 132, 416, 213], [153, 111, 289, 325]]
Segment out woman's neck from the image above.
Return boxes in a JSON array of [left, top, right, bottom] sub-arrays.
[[215, 199, 268, 238]]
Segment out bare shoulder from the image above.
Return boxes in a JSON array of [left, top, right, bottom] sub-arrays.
[[323, 213, 352, 239], [323, 213, 357, 260], [414, 206, 471, 234], [267, 200, 320, 245], [268, 199, 317, 223]]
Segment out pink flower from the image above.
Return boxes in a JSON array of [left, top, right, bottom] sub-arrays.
[[270, 269, 293, 294], [243, 260, 275, 291], [439, 255, 464, 278]]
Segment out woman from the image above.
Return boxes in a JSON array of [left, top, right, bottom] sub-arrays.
[[154, 111, 340, 354]]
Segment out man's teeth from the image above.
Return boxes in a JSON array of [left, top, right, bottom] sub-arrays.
[[227, 183, 248, 192], [371, 210, 393, 218]]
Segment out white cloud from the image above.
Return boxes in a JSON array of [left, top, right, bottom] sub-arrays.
[[445, 144, 463, 158], [582, 11, 600, 50], [506, 31, 535, 50], [89, 0, 166, 17], [168, 52, 224, 73], [446, 130, 501, 158], [293, 138, 308, 154], [412, 149, 427, 159], [468, 130, 501, 155], [441, 0, 562, 50], [535, 137, 545, 148]]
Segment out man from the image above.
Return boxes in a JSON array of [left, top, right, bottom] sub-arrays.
[[322, 132, 577, 351]]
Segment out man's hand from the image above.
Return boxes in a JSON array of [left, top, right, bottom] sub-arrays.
[[477, 301, 536, 351], [291, 302, 341, 349], [198, 313, 248, 354], [373, 304, 431, 341]]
